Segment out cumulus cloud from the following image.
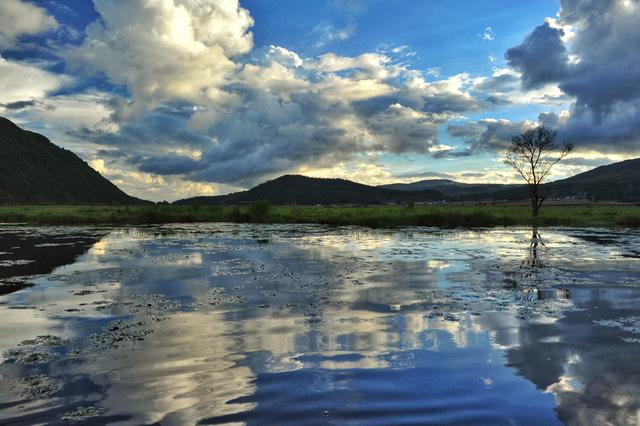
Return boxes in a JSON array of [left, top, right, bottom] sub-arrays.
[[504, 0, 640, 153], [20, 0, 638, 198], [472, 67, 571, 106], [0, 56, 68, 105], [448, 118, 531, 154], [506, 22, 569, 89], [70, 20, 483, 188], [364, 103, 442, 153], [557, 0, 640, 118], [66, 0, 254, 110], [0, 0, 58, 49]]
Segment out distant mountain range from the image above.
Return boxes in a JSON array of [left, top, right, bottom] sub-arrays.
[[397, 158, 640, 203], [176, 159, 640, 205], [380, 179, 521, 197], [0, 117, 147, 205], [173, 175, 445, 205]]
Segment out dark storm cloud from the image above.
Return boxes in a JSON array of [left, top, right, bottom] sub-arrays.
[[505, 22, 569, 89], [501, 0, 640, 153], [557, 0, 640, 119], [554, 104, 640, 152], [473, 72, 520, 94], [88, 89, 354, 185], [135, 154, 201, 175], [447, 119, 528, 153], [2, 100, 36, 110], [72, 110, 212, 149]]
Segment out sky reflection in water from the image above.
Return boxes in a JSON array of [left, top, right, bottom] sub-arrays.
[[0, 224, 639, 425]]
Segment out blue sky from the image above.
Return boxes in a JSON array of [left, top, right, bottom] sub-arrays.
[[247, 0, 555, 70], [0, 0, 638, 201]]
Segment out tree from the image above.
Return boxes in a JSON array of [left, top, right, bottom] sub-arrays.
[[504, 126, 573, 216]]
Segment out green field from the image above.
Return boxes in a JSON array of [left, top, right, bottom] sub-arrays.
[[0, 204, 639, 228]]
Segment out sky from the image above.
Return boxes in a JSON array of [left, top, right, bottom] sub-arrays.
[[0, 0, 638, 201]]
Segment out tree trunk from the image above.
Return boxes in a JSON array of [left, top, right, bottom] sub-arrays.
[[531, 185, 540, 217]]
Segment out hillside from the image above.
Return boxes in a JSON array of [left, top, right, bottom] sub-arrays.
[[381, 179, 520, 197], [544, 158, 640, 202], [174, 175, 446, 205], [175, 158, 640, 206], [0, 117, 147, 205], [381, 159, 640, 202]]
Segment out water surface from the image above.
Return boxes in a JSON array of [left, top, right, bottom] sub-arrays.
[[1, 224, 639, 425]]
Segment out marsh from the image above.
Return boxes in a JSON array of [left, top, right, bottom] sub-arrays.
[[1, 224, 639, 425]]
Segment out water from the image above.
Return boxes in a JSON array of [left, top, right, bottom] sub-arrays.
[[1, 224, 639, 425]]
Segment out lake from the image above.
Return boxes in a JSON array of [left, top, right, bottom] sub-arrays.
[[1, 224, 639, 425]]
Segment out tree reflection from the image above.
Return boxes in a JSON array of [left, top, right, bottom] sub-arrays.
[[513, 228, 571, 301], [523, 227, 545, 269]]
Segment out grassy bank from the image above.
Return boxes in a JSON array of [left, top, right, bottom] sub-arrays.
[[0, 204, 639, 228]]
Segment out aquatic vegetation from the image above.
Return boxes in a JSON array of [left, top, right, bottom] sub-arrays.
[[1, 225, 639, 424]]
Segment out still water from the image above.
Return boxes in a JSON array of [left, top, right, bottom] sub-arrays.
[[0, 224, 639, 425]]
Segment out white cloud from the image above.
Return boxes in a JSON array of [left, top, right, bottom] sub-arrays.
[[66, 0, 254, 111], [310, 22, 356, 48], [317, 75, 395, 102], [0, 56, 68, 105], [306, 52, 391, 76], [297, 156, 393, 185], [482, 27, 495, 41], [0, 0, 58, 49]]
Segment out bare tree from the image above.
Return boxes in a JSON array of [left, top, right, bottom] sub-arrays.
[[504, 126, 573, 216]]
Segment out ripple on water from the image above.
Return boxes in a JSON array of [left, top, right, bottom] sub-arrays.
[[0, 225, 639, 425]]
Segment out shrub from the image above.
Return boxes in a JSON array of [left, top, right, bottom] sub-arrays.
[[249, 200, 271, 222], [616, 214, 640, 228]]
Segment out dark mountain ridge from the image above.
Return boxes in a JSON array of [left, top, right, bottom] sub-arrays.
[[0, 117, 148, 205], [381, 179, 520, 197], [174, 175, 446, 205], [176, 158, 640, 205], [435, 158, 640, 202]]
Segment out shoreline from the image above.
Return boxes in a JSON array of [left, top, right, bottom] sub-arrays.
[[0, 204, 638, 228]]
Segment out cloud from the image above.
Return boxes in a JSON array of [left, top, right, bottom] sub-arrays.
[[557, 0, 640, 118], [482, 27, 495, 41], [0, 56, 68, 105], [364, 103, 442, 154], [506, 22, 569, 89], [449, 103, 640, 159], [66, 0, 254, 111], [447, 118, 532, 154], [1, 100, 36, 110], [504, 0, 640, 152], [310, 22, 356, 48], [332, 0, 366, 15], [471, 68, 571, 106], [392, 170, 456, 180], [0, 0, 58, 49], [306, 52, 390, 75], [70, 34, 483, 189]]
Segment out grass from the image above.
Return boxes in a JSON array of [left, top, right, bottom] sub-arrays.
[[0, 204, 639, 228]]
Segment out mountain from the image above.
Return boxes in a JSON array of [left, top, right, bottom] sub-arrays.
[[174, 175, 446, 205], [381, 179, 520, 197], [542, 158, 640, 202], [175, 158, 640, 206], [0, 117, 148, 205], [381, 158, 640, 202]]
